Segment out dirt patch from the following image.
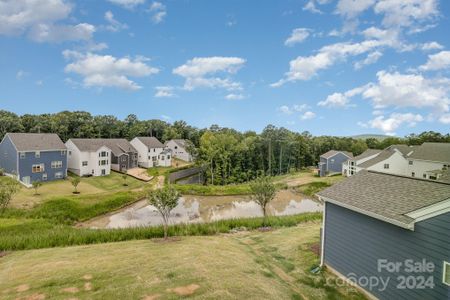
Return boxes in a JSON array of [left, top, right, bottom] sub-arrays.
[[309, 243, 320, 256], [61, 287, 79, 294], [16, 293, 46, 300], [167, 284, 200, 296], [16, 284, 30, 292], [142, 294, 161, 300], [0, 251, 9, 258], [152, 237, 181, 243], [84, 282, 92, 291], [258, 226, 273, 232], [82, 274, 93, 280]]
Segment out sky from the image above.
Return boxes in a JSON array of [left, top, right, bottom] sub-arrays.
[[1, 0, 450, 137]]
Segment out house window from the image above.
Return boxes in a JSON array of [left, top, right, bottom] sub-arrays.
[[99, 160, 108, 166], [99, 151, 107, 157], [32, 164, 45, 173], [69, 151, 72, 156], [330, 159, 335, 163], [51, 161, 63, 169], [153, 149, 156, 152], [409, 160, 413, 165], [167, 155, 170, 159], [35, 151, 40, 158], [384, 164, 389, 169], [429, 175, 437, 180], [122, 157, 126, 162], [161, 156, 165, 160], [152, 156, 157, 161], [423, 174, 427, 179], [82, 161, 88, 167], [61, 150, 66, 156], [42, 173, 47, 181], [443, 262, 450, 286], [55, 172, 63, 179], [411, 172, 415, 177], [20, 152, 26, 159]]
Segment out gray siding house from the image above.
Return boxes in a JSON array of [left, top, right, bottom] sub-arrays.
[[318, 150, 353, 177], [96, 139, 138, 173], [0, 133, 68, 185], [318, 171, 450, 300]]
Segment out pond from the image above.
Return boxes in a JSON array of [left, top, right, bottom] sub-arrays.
[[99, 189, 322, 229]]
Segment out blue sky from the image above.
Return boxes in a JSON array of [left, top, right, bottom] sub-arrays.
[[1, 0, 450, 136]]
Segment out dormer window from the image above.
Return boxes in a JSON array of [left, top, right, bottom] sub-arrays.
[[409, 160, 413, 165]]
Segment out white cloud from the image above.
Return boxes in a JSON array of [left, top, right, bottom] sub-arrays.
[[149, 2, 167, 24], [318, 86, 363, 107], [353, 51, 383, 70], [161, 114, 171, 121], [303, 0, 331, 14], [104, 11, 128, 32], [336, 0, 376, 19], [300, 111, 316, 120], [284, 28, 310, 46], [278, 105, 292, 115], [173, 56, 245, 91], [155, 86, 175, 97], [364, 113, 423, 135], [16, 70, 29, 80], [225, 93, 245, 100], [0, 0, 96, 43], [107, 0, 146, 9], [421, 42, 444, 51], [64, 51, 159, 90], [419, 51, 450, 71], [278, 104, 309, 115], [439, 114, 450, 124]]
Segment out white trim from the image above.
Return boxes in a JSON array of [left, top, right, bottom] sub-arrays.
[[320, 202, 326, 266], [443, 261, 450, 286], [406, 198, 450, 222], [319, 195, 415, 230]]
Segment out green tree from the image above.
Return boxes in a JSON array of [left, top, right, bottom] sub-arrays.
[[148, 186, 180, 239], [71, 177, 81, 194], [32, 181, 42, 195], [0, 178, 20, 214], [249, 176, 276, 226]]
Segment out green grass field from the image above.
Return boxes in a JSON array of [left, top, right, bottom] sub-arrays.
[[0, 223, 366, 300]]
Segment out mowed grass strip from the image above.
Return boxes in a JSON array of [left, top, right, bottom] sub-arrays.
[[0, 223, 367, 300]]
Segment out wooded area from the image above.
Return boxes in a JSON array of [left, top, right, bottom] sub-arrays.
[[1, 110, 449, 185]]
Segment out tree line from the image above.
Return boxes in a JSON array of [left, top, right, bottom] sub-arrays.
[[1, 110, 449, 185]]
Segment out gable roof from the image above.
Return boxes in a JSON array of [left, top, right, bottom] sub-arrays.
[[68, 139, 111, 152], [83, 139, 137, 156], [135, 137, 164, 149], [317, 170, 450, 229], [350, 149, 382, 161], [169, 139, 188, 148], [357, 149, 396, 168], [409, 142, 450, 163], [320, 150, 353, 159], [385, 144, 415, 156], [6, 133, 66, 151]]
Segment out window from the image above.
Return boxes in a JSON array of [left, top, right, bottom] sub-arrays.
[[51, 161, 63, 169], [153, 149, 156, 152], [384, 164, 389, 169], [32, 164, 44, 173], [330, 159, 335, 163], [161, 156, 165, 160], [61, 150, 66, 156], [55, 172, 63, 179], [122, 157, 126, 162], [167, 155, 170, 159], [430, 175, 437, 180], [20, 152, 26, 159], [69, 151, 72, 156], [423, 174, 427, 179], [174, 146, 178, 150], [35, 151, 40, 158], [42, 173, 47, 181], [99, 151, 107, 157], [82, 161, 88, 167], [99, 160, 108, 166], [411, 172, 415, 177], [409, 160, 413, 165], [152, 156, 157, 161], [443, 261, 450, 286]]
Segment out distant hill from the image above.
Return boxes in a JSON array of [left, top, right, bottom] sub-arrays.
[[351, 134, 391, 140]]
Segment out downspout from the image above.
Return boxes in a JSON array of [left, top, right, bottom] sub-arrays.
[[320, 200, 326, 266]]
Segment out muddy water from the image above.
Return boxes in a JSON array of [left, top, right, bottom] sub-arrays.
[[102, 190, 322, 229]]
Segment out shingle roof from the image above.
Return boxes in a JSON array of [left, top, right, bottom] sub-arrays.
[[320, 150, 353, 159], [385, 144, 415, 156], [357, 149, 396, 168], [350, 149, 382, 161], [69, 139, 111, 152], [71, 139, 137, 156], [409, 142, 450, 163], [135, 137, 164, 149], [6, 133, 66, 151], [170, 139, 187, 148], [317, 170, 450, 228]]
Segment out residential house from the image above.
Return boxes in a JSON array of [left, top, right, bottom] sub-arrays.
[[165, 139, 193, 162], [407, 143, 450, 180], [342, 149, 382, 176], [0, 133, 67, 185], [130, 137, 171, 168], [94, 139, 138, 173], [318, 150, 353, 177], [65, 139, 112, 177], [318, 171, 450, 300]]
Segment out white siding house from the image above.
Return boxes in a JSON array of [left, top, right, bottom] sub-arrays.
[[130, 137, 171, 168], [165, 139, 193, 162], [66, 139, 111, 177], [342, 149, 381, 177]]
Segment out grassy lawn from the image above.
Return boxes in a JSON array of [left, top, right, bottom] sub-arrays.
[[2, 172, 147, 209], [0, 223, 366, 300]]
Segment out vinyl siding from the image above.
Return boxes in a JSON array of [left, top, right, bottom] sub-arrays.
[[320, 153, 350, 176], [18, 150, 67, 183], [0, 135, 18, 175], [324, 202, 450, 300]]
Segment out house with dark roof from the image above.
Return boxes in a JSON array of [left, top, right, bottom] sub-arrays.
[[130, 137, 171, 168], [342, 149, 382, 176], [317, 171, 450, 300], [318, 150, 353, 177], [165, 139, 193, 162], [65, 139, 112, 177], [407, 143, 450, 180], [0, 133, 67, 185]]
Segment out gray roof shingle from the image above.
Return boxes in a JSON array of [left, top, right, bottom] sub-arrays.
[[135, 137, 164, 149], [69, 139, 111, 152], [70, 139, 137, 156], [409, 142, 450, 163], [7, 133, 66, 151], [350, 149, 382, 161], [320, 150, 353, 159], [357, 149, 396, 168], [317, 170, 450, 228]]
